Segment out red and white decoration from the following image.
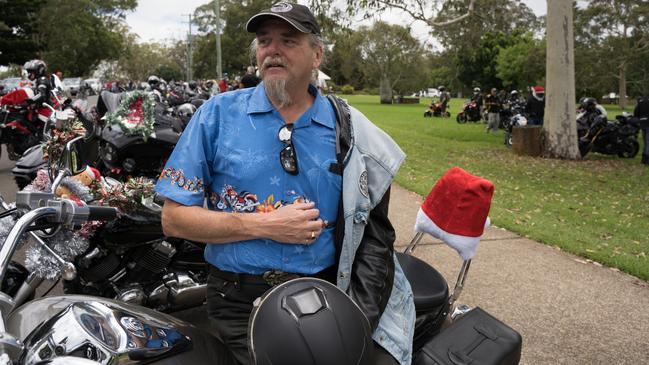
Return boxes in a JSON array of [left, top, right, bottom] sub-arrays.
[[414, 167, 495, 260]]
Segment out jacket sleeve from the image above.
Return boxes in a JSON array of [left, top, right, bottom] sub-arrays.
[[348, 186, 395, 331]]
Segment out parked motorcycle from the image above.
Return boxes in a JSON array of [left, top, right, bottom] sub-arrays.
[[12, 90, 189, 188], [456, 100, 482, 123], [98, 91, 185, 181], [503, 102, 528, 148], [577, 112, 640, 158]]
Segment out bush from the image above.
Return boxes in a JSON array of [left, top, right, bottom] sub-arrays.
[[341, 84, 355, 95], [361, 87, 380, 95]]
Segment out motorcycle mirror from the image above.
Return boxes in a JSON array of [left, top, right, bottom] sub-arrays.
[[61, 136, 87, 175]]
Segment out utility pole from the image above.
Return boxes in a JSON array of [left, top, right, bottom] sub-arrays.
[[182, 14, 194, 82], [215, 0, 222, 80]]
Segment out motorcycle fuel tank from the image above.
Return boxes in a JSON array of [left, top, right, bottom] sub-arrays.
[[7, 295, 237, 365]]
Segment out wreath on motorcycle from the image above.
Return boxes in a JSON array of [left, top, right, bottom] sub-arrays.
[[105, 91, 156, 141]]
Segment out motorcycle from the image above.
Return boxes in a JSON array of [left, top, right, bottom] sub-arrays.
[[502, 101, 528, 148], [0, 87, 64, 161], [424, 100, 451, 118], [12, 90, 190, 188], [456, 100, 482, 123], [97, 91, 185, 181], [577, 112, 640, 158]]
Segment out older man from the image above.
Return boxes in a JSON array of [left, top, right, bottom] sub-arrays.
[[155, 2, 414, 364]]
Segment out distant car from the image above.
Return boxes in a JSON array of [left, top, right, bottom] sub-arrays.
[[84, 78, 102, 93], [427, 88, 441, 98], [62, 77, 82, 96]]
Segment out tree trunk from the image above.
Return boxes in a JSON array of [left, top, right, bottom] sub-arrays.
[[544, 0, 580, 159], [380, 77, 392, 104], [619, 62, 627, 110]]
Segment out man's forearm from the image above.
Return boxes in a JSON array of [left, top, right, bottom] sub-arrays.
[[160, 198, 326, 245], [161, 199, 262, 243]]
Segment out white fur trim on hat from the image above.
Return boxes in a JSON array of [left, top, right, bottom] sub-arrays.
[[414, 207, 490, 260]]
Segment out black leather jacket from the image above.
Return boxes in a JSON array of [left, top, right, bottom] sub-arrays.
[[329, 95, 395, 331]]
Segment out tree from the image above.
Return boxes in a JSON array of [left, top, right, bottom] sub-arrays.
[[356, 0, 540, 93], [36, 0, 136, 76], [0, 0, 46, 66], [456, 31, 522, 90], [357, 22, 427, 103], [579, 0, 649, 108], [192, 0, 275, 79], [496, 33, 545, 91], [323, 28, 366, 89], [544, 0, 579, 159]]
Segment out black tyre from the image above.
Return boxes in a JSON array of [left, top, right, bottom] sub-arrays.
[[505, 132, 513, 148], [444, 111, 451, 118], [617, 138, 639, 158], [456, 113, 467, 124], [424, 111, 432, 118]]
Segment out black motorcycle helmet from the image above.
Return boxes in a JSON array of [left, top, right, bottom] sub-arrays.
[[580, 97, 597, 112], [147, 75, 161, 88], [248, 278, 374, 365], [438, 86, 445, 92], [177, 103, 197, 124], [188, 80, 198, 90], [23, 59, 47, 80]]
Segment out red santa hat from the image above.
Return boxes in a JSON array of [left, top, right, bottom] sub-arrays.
[[414, 167, 495, 260]]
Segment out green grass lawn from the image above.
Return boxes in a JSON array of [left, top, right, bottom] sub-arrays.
[[343, 94, 649, 281]]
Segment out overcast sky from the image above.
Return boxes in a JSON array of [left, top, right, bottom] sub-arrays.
[[125, 0, 547, 44]]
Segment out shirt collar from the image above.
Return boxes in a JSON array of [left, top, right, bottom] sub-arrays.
[[247, 82, 335, 130]]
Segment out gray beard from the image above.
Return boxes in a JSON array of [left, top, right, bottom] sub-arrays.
[[264, 78, 292, 109]]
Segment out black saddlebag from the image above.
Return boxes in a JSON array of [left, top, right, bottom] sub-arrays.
[[413, 307, 522, 365]]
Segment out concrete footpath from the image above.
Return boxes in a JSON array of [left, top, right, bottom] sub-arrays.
[[388, 184, 649, 364]]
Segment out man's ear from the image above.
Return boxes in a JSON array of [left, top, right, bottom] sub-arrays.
[[312, 45, 323, 69]]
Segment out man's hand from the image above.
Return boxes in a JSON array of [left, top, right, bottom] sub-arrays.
[[260, 202, 326, 244]]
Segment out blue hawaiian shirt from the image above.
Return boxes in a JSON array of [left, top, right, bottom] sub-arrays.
[[155, 83, 340, 275]]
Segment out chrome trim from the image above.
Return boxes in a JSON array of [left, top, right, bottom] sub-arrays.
[[448, 259, 472, 307], [403, 231, 424, 254], [21, 301, 192, 364], [0, 207, 58, 285]]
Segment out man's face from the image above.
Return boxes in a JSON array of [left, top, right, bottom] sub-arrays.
[[255, 19, 322, 88]]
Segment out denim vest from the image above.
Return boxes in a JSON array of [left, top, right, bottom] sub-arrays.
[[337, 106, 415, 364]]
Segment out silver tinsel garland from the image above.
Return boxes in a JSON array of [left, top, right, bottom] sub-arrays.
[[24, 230, 89, 280]]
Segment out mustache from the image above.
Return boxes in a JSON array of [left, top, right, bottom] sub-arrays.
[[261, 56, 287, 69]]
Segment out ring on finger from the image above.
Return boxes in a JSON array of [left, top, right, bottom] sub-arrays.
[[310, 231, 316, 240]]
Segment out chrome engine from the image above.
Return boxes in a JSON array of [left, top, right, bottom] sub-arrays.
[[73, 239, 207, 312]]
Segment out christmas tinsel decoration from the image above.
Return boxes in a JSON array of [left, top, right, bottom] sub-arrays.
[[105, 91, 156, 141], [24, 230, 89, 280]]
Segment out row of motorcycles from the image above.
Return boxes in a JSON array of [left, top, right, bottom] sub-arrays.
[[0, 85, 522, 364], [455, 96, 644, 157]]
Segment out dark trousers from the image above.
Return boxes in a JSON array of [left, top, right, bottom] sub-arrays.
[[642, 128, 649, 164], [206, 267, 399, 365]]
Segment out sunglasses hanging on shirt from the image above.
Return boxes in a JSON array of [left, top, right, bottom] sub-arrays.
[[278, 124, 298, 175]]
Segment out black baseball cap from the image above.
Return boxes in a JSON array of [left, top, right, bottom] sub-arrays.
[[246, 1, 321, 36]]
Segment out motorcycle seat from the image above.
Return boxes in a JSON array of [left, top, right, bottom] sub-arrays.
[[396, 252, 449, 313]]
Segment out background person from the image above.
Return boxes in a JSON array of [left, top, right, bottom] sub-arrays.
[[155, 2, 414, 365], [485, 87, 501, 133], [526, 85, 545, 125]]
